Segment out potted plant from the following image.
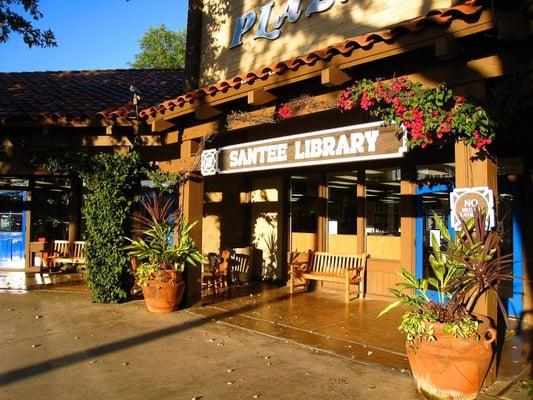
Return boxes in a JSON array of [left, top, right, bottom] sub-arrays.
[[124, 193, 205, 313], [379, 208, 512, 400]]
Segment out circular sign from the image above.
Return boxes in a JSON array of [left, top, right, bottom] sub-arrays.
[[454, 191, 489, 222]]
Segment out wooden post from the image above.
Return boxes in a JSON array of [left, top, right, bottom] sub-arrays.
[[68, 176, 82, 243], [400, 164, 417, 276], [317, 175, 328, 252], [455, 141, 499, 384], [179, 173, 204, 308], [356, 170, 366, 255], [24, 184, 33, 272]]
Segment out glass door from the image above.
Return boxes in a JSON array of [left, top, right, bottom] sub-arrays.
[[0, 191, 26, 269], [289, 175, 318, 252], [498, 179, 524, 318], [416, 184, 454, 301]]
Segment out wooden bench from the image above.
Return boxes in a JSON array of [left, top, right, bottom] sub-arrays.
[[289, 251, 368, 303], [41, 240, 87, 273]]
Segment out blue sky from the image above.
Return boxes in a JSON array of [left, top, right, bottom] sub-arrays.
[[0, 0, 188, 72]]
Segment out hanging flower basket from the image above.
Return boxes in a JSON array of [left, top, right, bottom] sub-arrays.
[[337, 77, 494, 157]]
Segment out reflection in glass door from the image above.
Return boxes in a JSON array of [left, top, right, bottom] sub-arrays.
[[498, 180, 523, 318], [416, 184, 453, 300], [0, 191, 26, 269]]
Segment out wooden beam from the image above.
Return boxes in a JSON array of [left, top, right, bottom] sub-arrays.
[[1, 134, 163, 148], [321, 66, 351, 87], [247, 88, 277, 106], [151, 119, 176, 133], [435, 35, 461, 60], [195, 104, 221, 120], [105, 125, 114, 135]]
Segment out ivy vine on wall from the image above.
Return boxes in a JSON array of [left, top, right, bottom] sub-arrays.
[[43, 151, 143, 303]]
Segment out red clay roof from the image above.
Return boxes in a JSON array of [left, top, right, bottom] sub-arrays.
[[0, 69, 185, 124], [141, 0, 484, 119]]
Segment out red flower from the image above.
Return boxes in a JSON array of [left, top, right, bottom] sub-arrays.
[[278, 106, 293, 119], [338, 89, 355, 111], [455, 95, 465, 106], [360, 91, 375, 110]]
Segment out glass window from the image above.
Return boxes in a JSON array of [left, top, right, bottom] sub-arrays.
[[32, 178, 71, 241], [327, 172, 357, 235], [417, 163, 455, 183], [365, 168, 401, 236], [290, 175, 318, 252]]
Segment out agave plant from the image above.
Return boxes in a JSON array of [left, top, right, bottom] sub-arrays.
[[380, 207, 512, 345], [124, 192, 205, 285]]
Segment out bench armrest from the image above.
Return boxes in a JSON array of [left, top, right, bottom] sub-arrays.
[[345, 266, 363, 271], [289, 262, 309, 274]]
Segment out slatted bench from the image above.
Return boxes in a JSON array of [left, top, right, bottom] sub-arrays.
[[289, 251, 368, 303], [41, 240, 87, 274]]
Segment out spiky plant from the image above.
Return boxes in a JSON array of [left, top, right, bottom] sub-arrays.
[[380, 207, 513, 344], [124, 192, 205, 284]]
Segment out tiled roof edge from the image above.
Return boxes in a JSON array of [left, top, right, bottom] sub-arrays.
[[140, 0, 485, 119]]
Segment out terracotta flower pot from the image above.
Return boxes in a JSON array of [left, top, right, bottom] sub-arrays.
[[406, 317, 496, 400], [141, 270, 185, 313]]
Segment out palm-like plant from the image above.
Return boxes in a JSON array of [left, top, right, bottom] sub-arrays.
[[380, 207, 513, 344], [124, 193, 205, 285]]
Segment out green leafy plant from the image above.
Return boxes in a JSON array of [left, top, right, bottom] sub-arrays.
[[124, 192, 205, 285], [379, 207, 512, 348], [338, 77, 494, 157], [42, 151, 143, 303]]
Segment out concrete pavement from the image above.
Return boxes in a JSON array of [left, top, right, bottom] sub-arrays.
[[0, 290, 530, 399], [0, 291, 419, 400]]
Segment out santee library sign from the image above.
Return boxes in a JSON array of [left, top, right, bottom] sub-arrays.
[[201, 121, 407, 176]]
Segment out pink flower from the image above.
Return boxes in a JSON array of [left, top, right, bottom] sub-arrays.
[[360, 91, 375, 111], [455, 95, 465, 106], [278, 106, 292, 119], [338, 90, 355, 111]]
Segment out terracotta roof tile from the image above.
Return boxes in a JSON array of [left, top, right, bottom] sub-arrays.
[[0, 69, 186, 124], [140, 0, 484, 119]]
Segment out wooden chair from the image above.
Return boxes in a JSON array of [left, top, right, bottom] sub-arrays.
[[230, 252, 252, 285], [202, 252, 220, 294], [216, 249, 232, 288]]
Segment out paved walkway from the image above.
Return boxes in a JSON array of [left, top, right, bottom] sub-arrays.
[[0, 286, 530, 399]]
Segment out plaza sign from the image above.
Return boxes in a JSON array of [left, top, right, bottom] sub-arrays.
[[450, 187, 495, 230], [200, 121, 407, 176], [231, 0, 348, 48]]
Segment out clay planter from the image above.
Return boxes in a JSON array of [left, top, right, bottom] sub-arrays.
[[141, 270, 185, 313], [406, 318, 496, 400]]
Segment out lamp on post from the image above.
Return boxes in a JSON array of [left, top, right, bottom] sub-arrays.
[[129, 84, 141, 140]]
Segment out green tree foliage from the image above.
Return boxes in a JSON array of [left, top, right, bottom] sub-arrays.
[[0, 0, 56, 47], [130, 24, 186, 69]]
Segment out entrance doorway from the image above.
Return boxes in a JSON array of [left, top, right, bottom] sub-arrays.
[[415, 183, 454, 300], [0, 191, 26, 269]]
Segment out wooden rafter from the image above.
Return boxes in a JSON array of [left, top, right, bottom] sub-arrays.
[[321, 66, 351, 87], [248, 88, 277, 106], [195, 103, 222, 120]]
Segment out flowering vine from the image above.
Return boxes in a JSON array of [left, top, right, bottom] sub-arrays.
[[338, 77, 494, 156]]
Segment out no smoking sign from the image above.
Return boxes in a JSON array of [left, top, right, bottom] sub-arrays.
[[450, 187, 495, 230]]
